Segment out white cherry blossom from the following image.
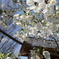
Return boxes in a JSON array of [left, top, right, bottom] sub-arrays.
[[56, 6, 59, 10], [43, 4, 54, 20], [26, 0, 34, 6], [5, 57, 12, 59], [50, 0, 57, 5], [43, 51, 50, 59], [33, 0, 44, 3], [38, 3, 46, 10]]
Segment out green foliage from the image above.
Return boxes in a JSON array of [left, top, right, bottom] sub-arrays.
[[3, 10, 7, 13], [0, 52, 21, 59], [0, 52, 12, 59], [42, 20, 47, 27], [6, 53, 13, 57], [0, 9, 2, 15], [13, 0, 17, 4], [23, 10, 27, 15]]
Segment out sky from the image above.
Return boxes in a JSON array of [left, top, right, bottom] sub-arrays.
[[20, 56, 28, 59]]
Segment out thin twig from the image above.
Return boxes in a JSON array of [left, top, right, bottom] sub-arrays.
[[49, 35, 58, 47]]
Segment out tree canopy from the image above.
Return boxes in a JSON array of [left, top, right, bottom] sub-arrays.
[[0, 0, 59, 50]]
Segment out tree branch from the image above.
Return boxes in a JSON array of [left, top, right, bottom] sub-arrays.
[[0, 29, 33, 49], [49, 35, 59, 48]]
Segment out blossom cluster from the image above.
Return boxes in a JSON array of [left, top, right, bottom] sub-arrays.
[[13, 0, 59, 41], [0, 0, 59, 42]]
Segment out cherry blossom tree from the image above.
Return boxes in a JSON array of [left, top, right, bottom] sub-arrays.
[[0, 0, 59, 48], [13, 0, 59, 48], [0, 0, 59, 58]]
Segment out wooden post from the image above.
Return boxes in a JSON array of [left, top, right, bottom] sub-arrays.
[[35, 54, 41, 59]]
